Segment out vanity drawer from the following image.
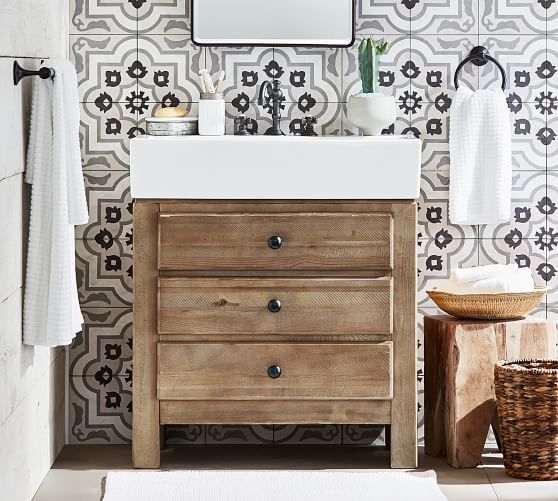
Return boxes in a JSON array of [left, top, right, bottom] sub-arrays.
[[158, 277, 393, 336], [157, 342, 393, 400], [158, 212, 393, 271]]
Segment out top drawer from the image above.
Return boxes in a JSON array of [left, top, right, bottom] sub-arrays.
[[158, 212, 393, 271]]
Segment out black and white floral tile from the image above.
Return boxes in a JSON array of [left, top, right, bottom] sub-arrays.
[[69, 0, 558, 445]]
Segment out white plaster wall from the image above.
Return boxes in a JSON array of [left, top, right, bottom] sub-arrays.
[[0, 0, 69, 58], [0, 1, 69, 500]]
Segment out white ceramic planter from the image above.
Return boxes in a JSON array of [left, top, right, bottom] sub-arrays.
[[347, 93, 396, 136]]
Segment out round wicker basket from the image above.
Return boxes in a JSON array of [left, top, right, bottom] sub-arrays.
[[426, 286, 547, 320], [495, 359, 558, 480]]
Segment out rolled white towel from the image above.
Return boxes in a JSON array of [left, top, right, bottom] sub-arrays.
[[434, 266, 535, 294], [452, 264, 511, 284]]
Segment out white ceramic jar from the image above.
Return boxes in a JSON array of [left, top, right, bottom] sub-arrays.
[[198, 92, 225, 136]]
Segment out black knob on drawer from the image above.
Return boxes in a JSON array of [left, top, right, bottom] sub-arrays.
[[267, 299, 282, 313], [268, 365, 282, 379], [268, 235, 282, 249]]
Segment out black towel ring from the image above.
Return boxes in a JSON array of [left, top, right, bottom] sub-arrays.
[[454, 46, 506, 91]]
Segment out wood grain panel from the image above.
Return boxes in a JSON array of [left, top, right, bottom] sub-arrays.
[[157, 201, 398, 214], [158, 277, 393, 336], [390, 202, 417, 468], [132, 201, 161, 468], [158, 212, 393, 271], [158, 333, 392, 343], [160, 400, 392, 425], [159, 269, 390, 278], [157, 342, 393, 400]]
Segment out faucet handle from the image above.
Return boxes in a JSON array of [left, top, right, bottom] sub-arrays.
[[234, 115, 251, 136], [257, 80, 271, 106], [302, 115, 318, 136]]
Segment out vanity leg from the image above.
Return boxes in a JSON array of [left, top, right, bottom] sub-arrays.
[[390, 203, 417, 469], [384, 425, 391, 450], [160, 425, 167, 450], [132, 201, 161, 469]]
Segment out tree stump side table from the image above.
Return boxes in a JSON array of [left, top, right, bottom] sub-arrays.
[[424, 315, 556, 468]]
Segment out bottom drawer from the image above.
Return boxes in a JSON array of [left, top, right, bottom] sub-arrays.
[[157, 342, 393, 401]]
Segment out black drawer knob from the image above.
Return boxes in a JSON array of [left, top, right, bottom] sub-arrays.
[[267, 299, 282, 313], [268, 235, 282, 249], [268, 365, 282, 379]]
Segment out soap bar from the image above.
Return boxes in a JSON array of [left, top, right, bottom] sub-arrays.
[[154, 106, 188, 118]]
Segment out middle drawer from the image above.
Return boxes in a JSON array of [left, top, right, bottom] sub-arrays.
[[158, 277, 393, 336]]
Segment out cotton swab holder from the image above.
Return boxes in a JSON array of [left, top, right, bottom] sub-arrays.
[[198, 92, 225, 136]]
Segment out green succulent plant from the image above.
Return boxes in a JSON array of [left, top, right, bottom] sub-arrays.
[[358, 37, 390, 94]]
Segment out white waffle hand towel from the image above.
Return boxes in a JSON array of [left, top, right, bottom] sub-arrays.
[[449, 86, 511, 225], [452, 264, 511, 284], [23, 59, 89, 347], [433, 265, 535, 294], [445, 268, 534, 294]]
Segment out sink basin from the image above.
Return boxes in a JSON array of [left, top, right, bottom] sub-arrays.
[[130, 135, 421, 199]]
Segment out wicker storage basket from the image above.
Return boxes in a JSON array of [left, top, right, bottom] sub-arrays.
[[494, 359, 558, 480], [426, 286, 547, 320]]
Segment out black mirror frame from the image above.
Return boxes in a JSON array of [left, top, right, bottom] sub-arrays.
[[191, 0, 356, 48]]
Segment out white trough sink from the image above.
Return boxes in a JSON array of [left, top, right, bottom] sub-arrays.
[[130, 135, 421, 200]]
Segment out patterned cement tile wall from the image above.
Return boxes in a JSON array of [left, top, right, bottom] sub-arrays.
[[69, 0, 558, 445]]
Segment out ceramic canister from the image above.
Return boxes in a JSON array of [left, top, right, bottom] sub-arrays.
[[145, 117, 199, 136], [198, 92, 225, 136]]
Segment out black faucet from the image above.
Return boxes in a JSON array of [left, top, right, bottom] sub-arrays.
[[257, 79, 285, 135]]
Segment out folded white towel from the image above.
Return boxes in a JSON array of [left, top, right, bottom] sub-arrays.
[[434, 265, 535, 294], [449, 87, 512, 225], [23, 59, 89, 347], [452, 264, 512, 284]]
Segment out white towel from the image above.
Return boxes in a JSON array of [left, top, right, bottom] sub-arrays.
[[433, 265, 535, 294], [23, 59, 89, 347], [452, 264, 511, 284], [449, 87, 511, 225]]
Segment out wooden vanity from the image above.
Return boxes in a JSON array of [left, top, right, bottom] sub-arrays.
[[133, 199, 417, 468]]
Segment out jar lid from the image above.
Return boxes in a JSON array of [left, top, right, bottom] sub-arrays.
[[146, 117, 198, 123], [200, 92, 224, 100]]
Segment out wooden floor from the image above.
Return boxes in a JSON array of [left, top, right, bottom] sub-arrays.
[[32, 445, 558, 501]]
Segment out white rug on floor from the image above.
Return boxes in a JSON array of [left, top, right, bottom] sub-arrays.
[[103, 470, 448, 501]]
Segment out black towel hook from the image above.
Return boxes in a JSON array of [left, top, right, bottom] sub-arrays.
[[13, 60, 55, 86], [454, 46, 506, 91]]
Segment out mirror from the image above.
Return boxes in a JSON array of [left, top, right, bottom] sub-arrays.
[[192, 0, 354, 47]]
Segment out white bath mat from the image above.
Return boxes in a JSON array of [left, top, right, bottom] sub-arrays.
[[103, 470, 448, 501]]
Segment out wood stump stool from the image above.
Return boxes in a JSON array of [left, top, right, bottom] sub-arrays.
[[424, 315, 556, 468]]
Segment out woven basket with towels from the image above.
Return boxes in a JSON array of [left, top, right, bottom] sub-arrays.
[[427, 265, 547, 320]]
